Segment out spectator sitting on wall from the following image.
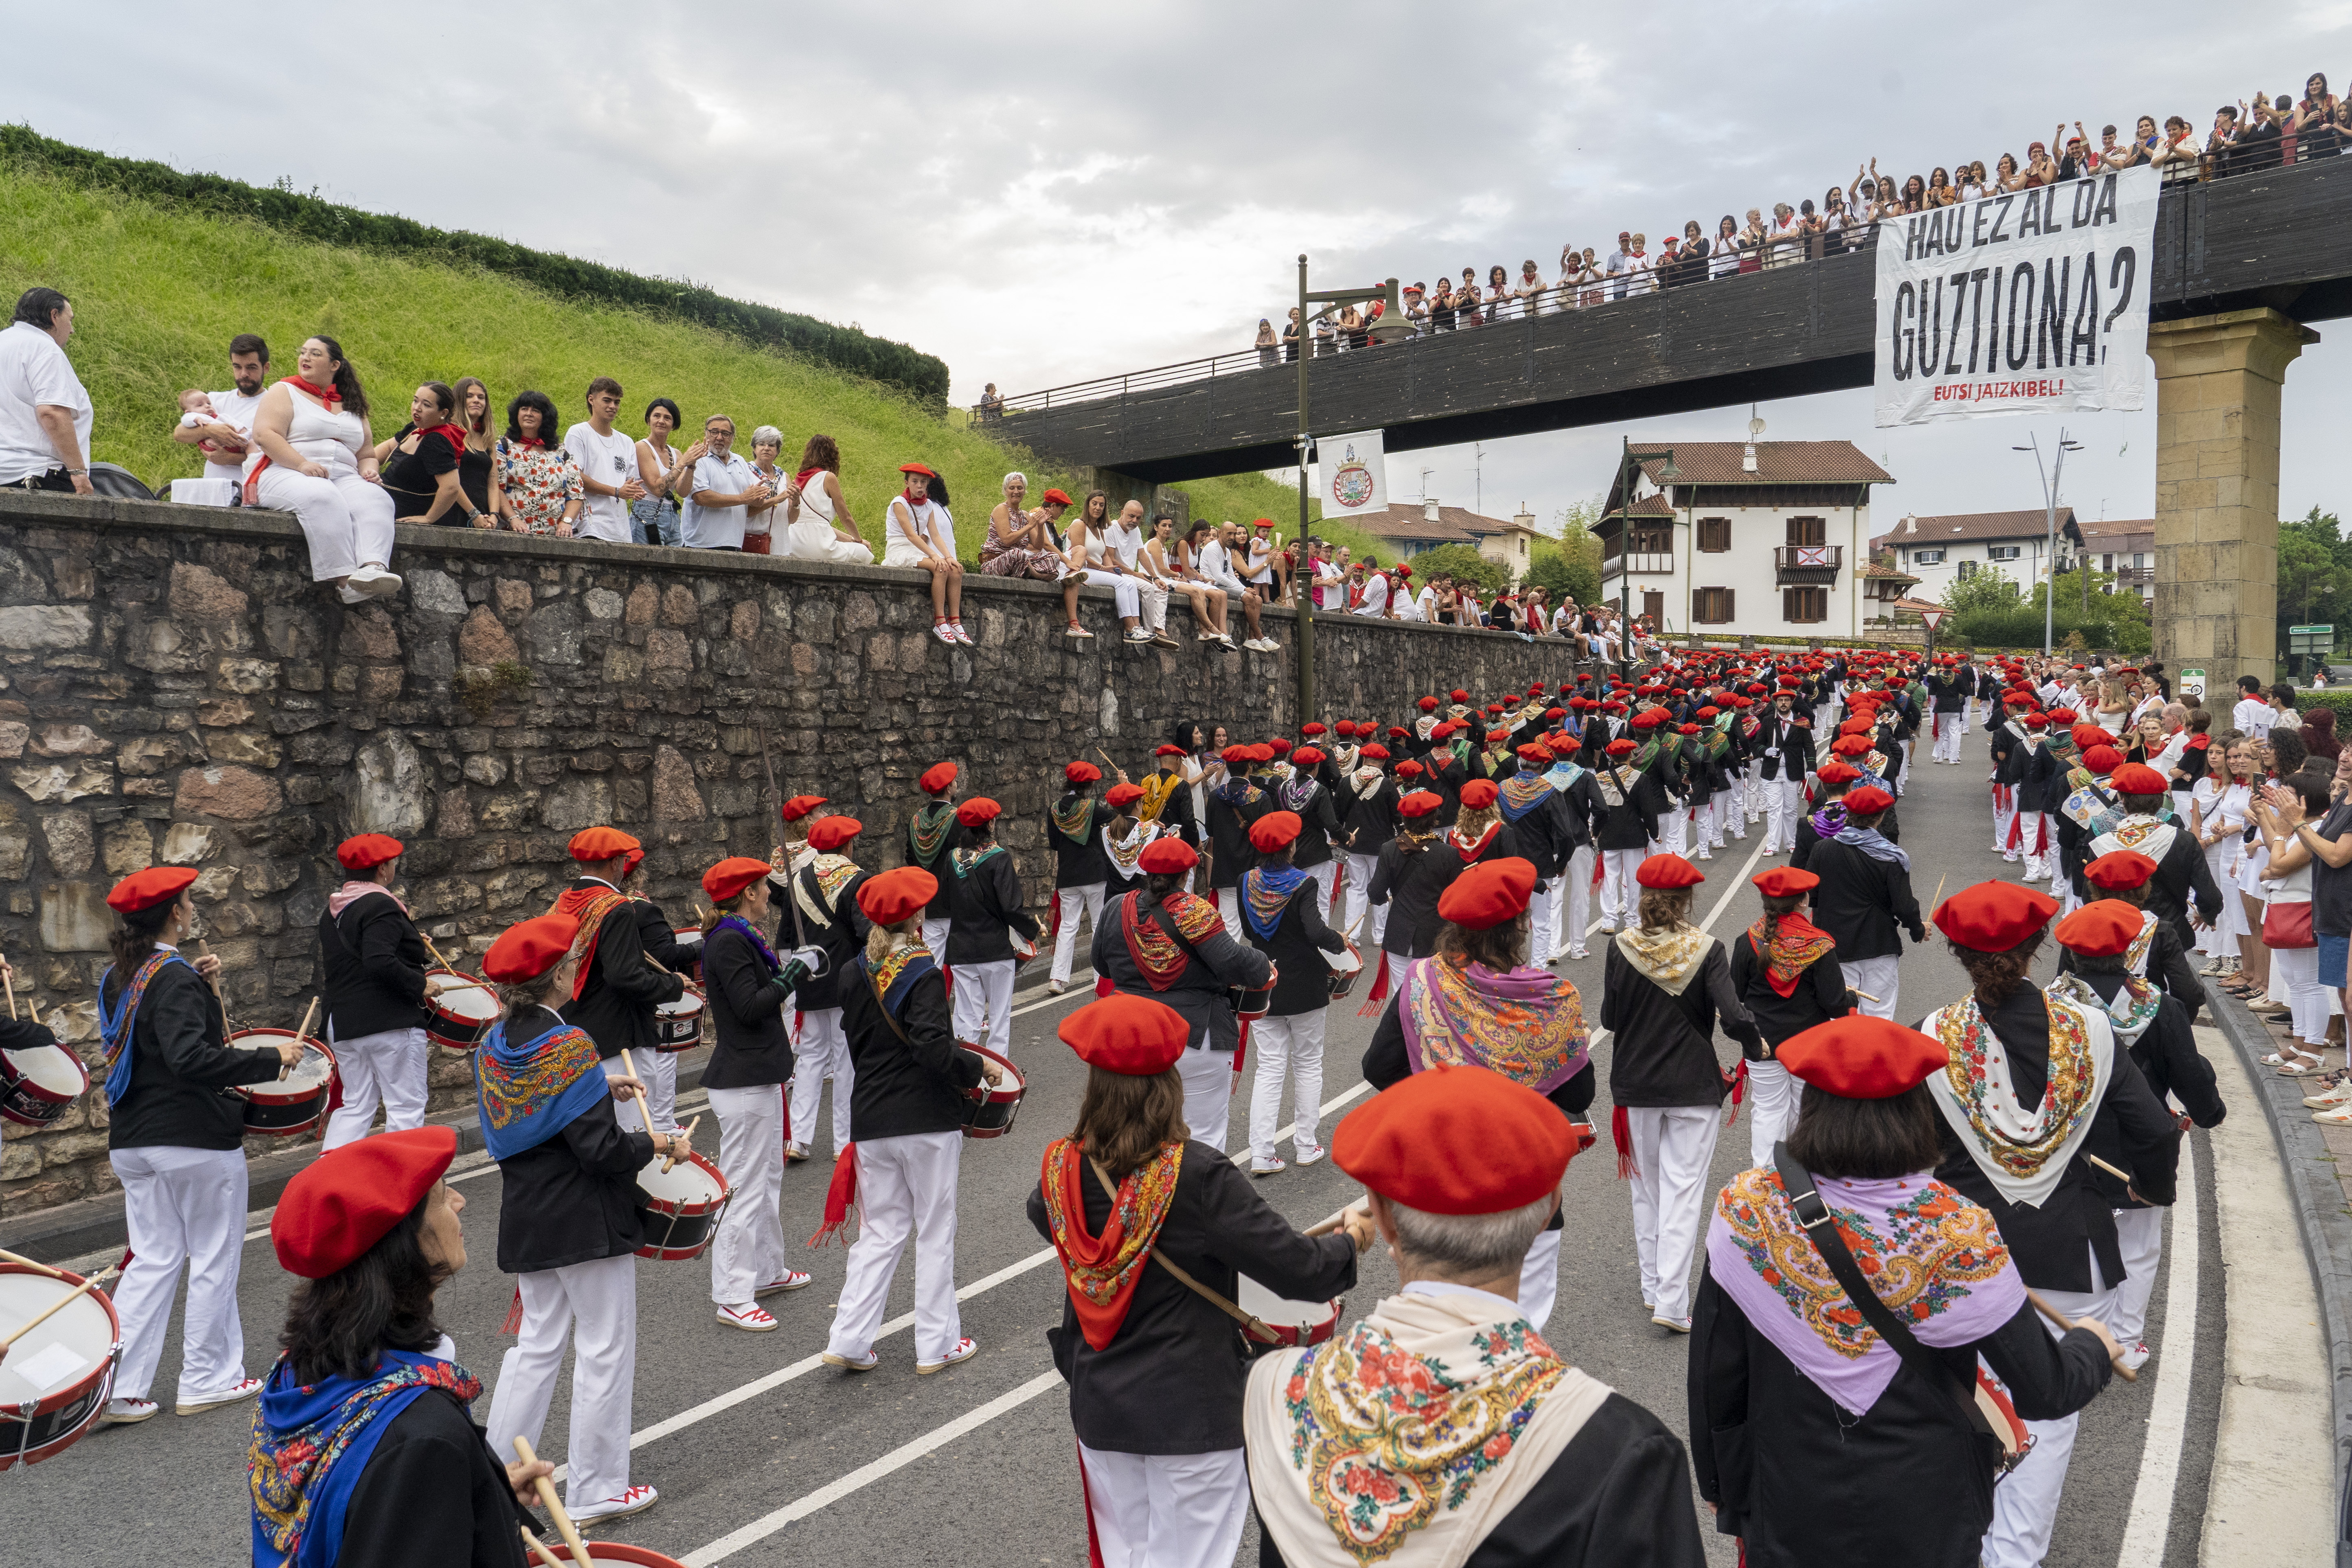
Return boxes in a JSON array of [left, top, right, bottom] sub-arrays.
[[781, 432, 875, 569], [245, 334, 402, 603], [493, 389, 582, 539], [171, 332, 269, 489], [452, 377, 498, 526], [375, 380, 478, 525], [0, 287, 94, 496]]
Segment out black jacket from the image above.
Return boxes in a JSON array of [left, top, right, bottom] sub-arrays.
[[1051, 795, 1111, 888], [946, 844, 1039, 965], [563, 880, 686, 1060], [1804, 839, 1925, 963], [2075, 974, 2225, 1211], [905, 802, 966, 917], [2056, 915, 2206, 1025], [1206, 782, 1274, 890], [1591, 763, 1666, 853], [1239, 869, 1348, 1016], [701, 922, 794, 1090], [1366, 837, 1469, 959], [633, 897, 703, 979], [493, 1006, 654, 1273], [838, 950, 983, 1140], [1754, 715, 1813, 782], [1495, 775, 1574, 878], [319, 891, 428, 1040], [1726, 926, 1852, 1055], [103, 954, 281, 1151], [1270, 776, 1343, 869], [1336, 772, 1400, 856], [338, 1388, 529, 1568], [1091, 888, 1270, 1052], [783, 863, 871, 1012], [1028, 1145, 1357, 1455], [1600, 936, 1762, 1107], [1149, 768, 1201, 848]]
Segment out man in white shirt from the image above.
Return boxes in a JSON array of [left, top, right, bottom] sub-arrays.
[[1605, 233, 1631, 300], [564, 377, 648, 545], [2231, 675, 2275, 741], [1199, 522, 1274, 651], [1309, 547, 1345, 610], [1352, 562, 1392, 618], [0, 288, 94, 494], [1391, 566, 1427, 622], [680, 414, 766, 550], [1103, 501, 1176, 647], [170, 333, 270, 488]]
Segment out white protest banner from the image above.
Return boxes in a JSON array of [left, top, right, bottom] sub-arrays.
[[1874, 166, 2159, 427], [1315, 430, 1389, 517]]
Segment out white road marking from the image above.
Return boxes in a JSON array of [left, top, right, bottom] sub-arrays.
[[2116, 1134, 2201, 1566], [679, 1369, 1066, 1566]]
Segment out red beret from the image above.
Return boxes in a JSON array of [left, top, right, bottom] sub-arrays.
[[1516, 744, 1551, 765], [1138, 838, 1199, 874], [1291, 746, 1326, 767], [1041, 488, 1073, 507], [2024, 713, 2050, 731], [2055, 898, 2143, 956], [781, 794, 829, 822], [1418, 696, 1440, 712], [2072, 726, 2110, 751], [1105, 782, 1146, 809], [1631, 710, 1664, 729], [1605, 739, 1637, 757], [806, 816, 863, 852], [1333, 721, 1357, 737], [1300, 722, 1326, 736], [956, 796, 1002, 827], [1831, 735, 1874, 757], [107, 864, 198, 913], [1335, 1064, 1579, 1214], [1396, 790, 1444, 818], [1844, 785, 1894, 816], [1637, 853, 1703, 889], [2047, 708, 2078, 725], [1436, 857, 1537, 930], [2111, 763, 2169, 796], [484, 912, 580, 983], [701, 856, 772, 904], [856, 866, 937, 926], [898, 461, 938, 478], [2081, 745, 2124, 774], [1065, 761, 1103, 785], [1267, 737, 1293, 754], [1816, 761, 1862, 785], [1155, 743, 1188, 757], [2084, 849, 2158, 890], [623, 847, 644, 876], [1359, 744, 1391, 762], [1459, 779, 1499, 811], [1395, 760, 1425, 779], [1249, 811, 1303, 853], [918, 762, 958, 795], [1450, 689, 1470, 703], [1247, 744, 1276, 763], [273, 1126, 458, 1279], [568, 826, 640, 862], [335, 833, 404, 871], [1752, 866, 1820, 898], [1933, 881, 2058, 952], [1429, 723, 1456, 740], [1059, 993, 1188, 1076]]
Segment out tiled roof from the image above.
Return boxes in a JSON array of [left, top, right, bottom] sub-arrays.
[[2076, 517, 2154, 548], [1872, 509, 2080, 549], [1630, 441, 1894, 486], [1350, 503, 1540, 544], [1856, 560, 1920, 582], [1607, 494, 1677, 519]]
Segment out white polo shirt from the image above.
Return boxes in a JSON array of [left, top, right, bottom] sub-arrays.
[[563, 422, 641, 544], [0, 322, 92, 485], [681, 451, 758, 549]]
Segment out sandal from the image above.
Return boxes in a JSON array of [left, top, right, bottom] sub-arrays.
[[2280, 1049, 2328, 1076]]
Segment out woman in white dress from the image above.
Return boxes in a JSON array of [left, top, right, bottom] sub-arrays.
[[2193, 739, 2255, 977], [243, 335, 401, 604], [882, 462, 967, 644], [781, 434, 875, 566]]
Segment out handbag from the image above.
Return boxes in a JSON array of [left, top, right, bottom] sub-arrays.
[[2262, 862, 2317, 948], [1771, 1144, 2027, 1478]]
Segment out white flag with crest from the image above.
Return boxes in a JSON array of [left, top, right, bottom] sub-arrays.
[[1316, 430, 1389, 517]]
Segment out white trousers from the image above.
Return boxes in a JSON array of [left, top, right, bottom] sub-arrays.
[[108, 1146, 250, 1404], [1933, 711, 1962, 761], [789, 1007, 853, 1157], [1177, 1045, 1236, 1151], [2109, 1206, 2166, 1345], [1342, 852, 1387, 946], [320, 1023, 428, 1151], [1083, 570, 1166, 631], [1307, 859, 1339, 919], [1528, 880, 1559, 959], [251, 463, 397, 581], [1841, 954, 1900, 1022], [1745, 1058, 1801, 1169], [1653, 803, 1688, 857], [627, 1046, 679, 1134], [1762, 776, 1805, 851], [1247, 1011, 1326, 1164], [951, 958, 1017, 1057], [1598, 848, 1645, 928], [2276, 943, 2330, 1045], [1983, 1264, 2115, 1568], [1625, 1105, 1721, 1322], [1561, 846, 1594, 954], [1995, 787, 2018, 856], [825, 1130, 963, 1364], [2017, 813, 2052, 879], [1052, 883, 1106, 983], [921, 915, 952, 957], [1518, 1229, 1563, 1334], [486, 1253, 638, 1511], [1216, 887, 1244, 942], [1078, 1445, 1249, 1568], [708, 1083, 789, 1307]]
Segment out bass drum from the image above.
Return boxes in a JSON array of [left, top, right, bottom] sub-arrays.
[[633, 1150, 731, 1261], [0, 1041, 89, 1130], [424, 972, 500, 1053], [0, 1262, 121, 1470], [956, 1044, 1026, 1139], [1322, 942, 1364, 1000]]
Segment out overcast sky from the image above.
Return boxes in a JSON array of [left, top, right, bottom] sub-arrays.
[[18, 3, 2350, 533]]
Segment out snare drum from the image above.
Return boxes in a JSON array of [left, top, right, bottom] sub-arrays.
[[653, 986, 706, 1053], [957, 1043, 1026, 1139], [1322, 942, 1364, 1000], [633, 1149, 731, 1261], [424, 971, 500, 1053], [227, 1031, 338, 1137], [1010, 931, 1039, 965], [0, 1041, 88, 1130], [1230, 962, 1279, 1021], [532, 1544, 690, 1568], [0, 1262, 121, 1471], [1236, 1273, 1342, 1358]]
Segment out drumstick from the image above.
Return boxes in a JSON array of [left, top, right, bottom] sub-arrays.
[[2025, 1287, 2138, 1382], [1304, 1201, 1370, 1237], [1, 1271, 112, 1349], [0, 951, 14, 1020], [1849, 989, 1882, 1003], [661, 1115, 701, 1173], [517, 1526, 566, 1568], [287, 996, 321, 1081], [610, 1058, 655, 1135], [1930, 873, 1947, 912], [0, 1248, 81, 1281], [511, 1437, 595, 1566], [195, 939, 226, 1000]]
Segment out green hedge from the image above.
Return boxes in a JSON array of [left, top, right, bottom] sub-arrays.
[[0, 125, 950, 407]]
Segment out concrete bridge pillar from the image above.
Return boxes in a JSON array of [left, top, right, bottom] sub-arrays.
[[1062, 465, 1193, 535], [2148, 307, 2319, 688]]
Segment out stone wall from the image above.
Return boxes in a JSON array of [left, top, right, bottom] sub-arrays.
[[0, 493, 1601, 1213]]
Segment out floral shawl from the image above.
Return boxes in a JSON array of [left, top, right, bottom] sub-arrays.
[[1613, 922, 1711, 998], [250, 1351, 484, 1568], [1397, 957, 1589, 1097], [1037, 1137, 1184, 1349], [1922, 991, 2114, 1208], [1746, 913, 1836, 999]]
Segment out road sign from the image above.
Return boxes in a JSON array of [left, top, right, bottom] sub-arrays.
[[2179, 667, 2205, 700], [2291, 625, 2334, 635], [1916, 606, 1947, 632]]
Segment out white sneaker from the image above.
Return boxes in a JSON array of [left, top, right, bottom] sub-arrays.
[[1251, 1157, 1288, 1177], [916, 1336, 979, 1374], [337, 583, 373, 605], [934, 621, 959, 644], [1065, 622, 1094, 640], [176, 1378, 263, 1417], [755, 1271, 813, 1295], [1125, 627, 1155, 644], [1293, 1143, 1327, 1167], [2313, 1101, 2352, 1125], [716, 1303, 778, 1331], [1651, 1313, 1693, 1334], [2119, 1340, 2153, 1372], [101, 1397, 159, 1426], [571, 1484, 659, 1522], [785, 1142, 811, 1162], [2304, 1079, 2352, 1108], [344, 564, 403, 600], [821, 1349, 880, 1371], [1046, 980, 1067, 996]]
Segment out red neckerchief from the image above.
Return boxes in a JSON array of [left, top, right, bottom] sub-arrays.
[[511, 436, 547, 450], [283, 375, 340, 408], [420, 422, 466, 461], [1449, 821, 1502, 862], [796, 465, 826, 490]]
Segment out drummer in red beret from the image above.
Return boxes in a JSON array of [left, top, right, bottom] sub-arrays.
[[546, 825, 688, 1146], [1602, 853, 1761, 1333], [96, 864, 296, 1426], [1724, 863, 1854, 1167], [1795, 777, 1922, 1023], [1202, 741, 1276, 947], [1144, 736, 1203, 873], [1359, 772, 1483, 1012], [316, 833, 436, 1155], [476, 909, 686, 1522], [1692, 1013, 2120, 1568], [780, 815, 873, 1167], [1050, 757, 1118, 996], [2084, 759, 2225, 956], [1590, 734, 1668, 941], [1362, 857, 1594, 1330], [777, 792, 830, 874], [254, 1125, 567, 1561], [819, 866, 996, 1377], [1035, 996, 1369, 1568], [1919, 881, 2183, 1560], [940, 794, 1041, 1064], [2064, 848, 2206, 1024], [1249, 1064, 1704, 1568], [907, 762, 965, 956], [1336, 728, 1402, 951], [1271, 741, 1345, 917], [1232, 808, 1349, 1175]]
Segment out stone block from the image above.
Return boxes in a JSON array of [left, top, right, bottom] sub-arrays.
[[216, 657, 280, 694], [13, 763, 112, 803], [353, 732, 430, 835], [0, 605, 91, 650], [647, 629, 693, 672], [662, 585, 699, 626], [174, 764, 281, 820], [458, 605, 520, 665], [495, 579, 534, 615], [40, 883, 113, 952], [408, 568, 467, 615], [206, 731, 283, 768], [41, 812, 92, 875], [625, 585, 660, 626], [342, 607, 401, 660], [0, 825, 29, 879], [100, 818, 153, 875], [31, 724, 107, 757], [652, 746, 705, 820], [169, 562, 250, 621], [540, 776, 613, 832], [585, 588, 624, 620], [0, 721, 26, 759], [159, 823, 218, 864]]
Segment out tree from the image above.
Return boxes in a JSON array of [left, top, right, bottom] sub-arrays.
[[2277, 508, 2351, 663], [1405, 544, 1507, 594], [1526, 497, 1604, 603], [1939, 564, 2021, 616]]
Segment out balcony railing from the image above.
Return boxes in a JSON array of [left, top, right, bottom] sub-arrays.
[[1775, 544, 1842, 584], [1601, 552, 1676, 580]]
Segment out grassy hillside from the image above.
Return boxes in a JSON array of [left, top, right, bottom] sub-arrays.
[[0, 163, 1309, 559]]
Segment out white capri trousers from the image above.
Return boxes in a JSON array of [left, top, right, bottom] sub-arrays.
[[319, 1022, 429, 1151], [707, 1082, 790, 1308], [251, 463, 396, 581], [108, 1145, 251, 1405]]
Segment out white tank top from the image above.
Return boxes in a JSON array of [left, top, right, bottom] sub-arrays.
[[892, 496, 948, 550], [798, 472, 839, 525], [252, 382, 367, 476]]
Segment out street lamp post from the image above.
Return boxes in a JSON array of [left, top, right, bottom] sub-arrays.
[[1293, 257, 1408, 723], [1609, 438, 1679, 684], [2014, 429, 2084, 657]]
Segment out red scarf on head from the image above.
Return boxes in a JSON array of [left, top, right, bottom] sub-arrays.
[[283, 375, 341, 408]]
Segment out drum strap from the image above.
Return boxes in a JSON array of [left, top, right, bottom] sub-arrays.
[[1086, 1156, 1281, 1346]]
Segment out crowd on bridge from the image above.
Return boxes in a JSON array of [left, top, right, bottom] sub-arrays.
[[24, 623, 2348, 1568]]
